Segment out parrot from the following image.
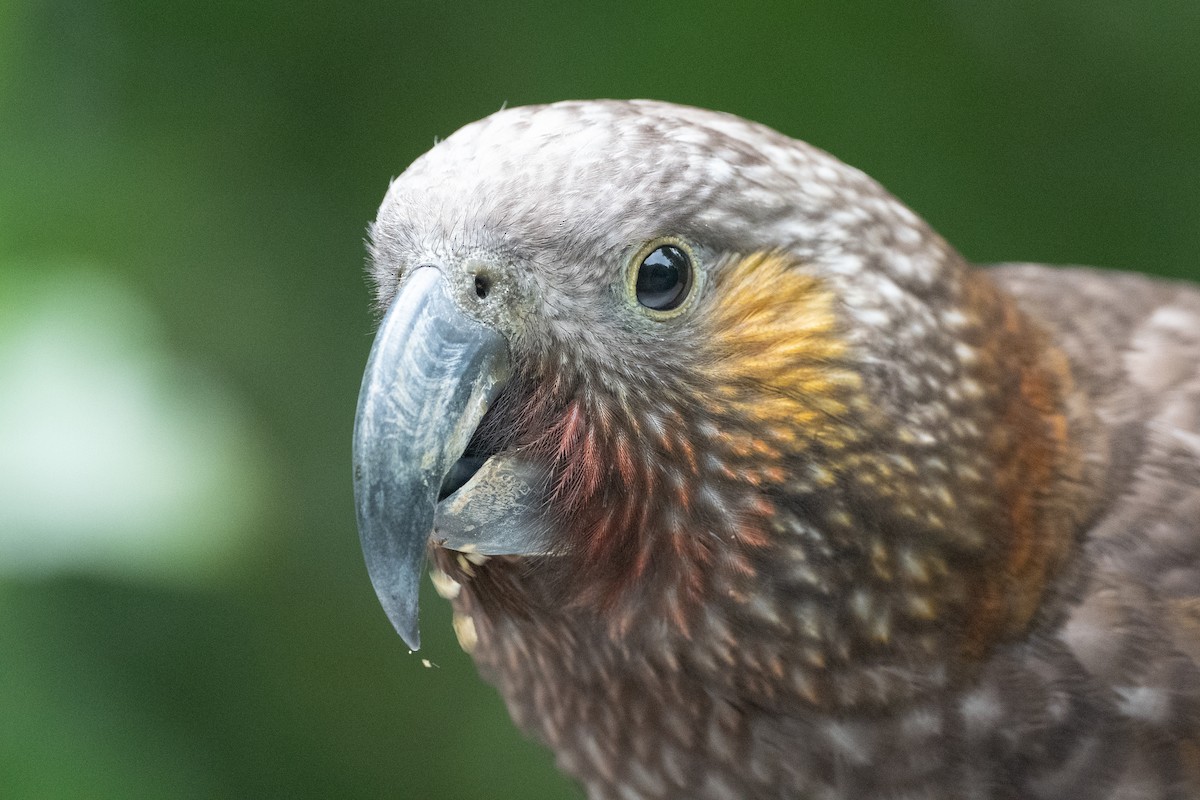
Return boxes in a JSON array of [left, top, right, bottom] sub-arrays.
[[352, 100, 1200, 799]]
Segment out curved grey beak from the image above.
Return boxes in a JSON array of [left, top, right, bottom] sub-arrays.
[[353, 267, 511, 650]]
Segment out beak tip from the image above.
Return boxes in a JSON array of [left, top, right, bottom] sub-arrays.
[[395, 610, 421, 651], [374, 585, 423, 652]]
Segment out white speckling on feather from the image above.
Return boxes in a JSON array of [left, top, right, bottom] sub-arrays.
[[941, 307, 969, 328], [628, 760, 668, 796], [669, 124, 714, 147], [579, 731, 616, 783], [747, 594, 784, 628], [849, 589, 874, 622], [1145, 304, 1200, 334], [705, 158, 734, 183], [959, 378, 985, 400], [793, 601, 825, 639], [771, 218, 823, 247], [429, 567, 461, 599], [791, 666, 820, 702], [744, 186, 787, 210], [642, 409, 666, 440], [894, 224, 923, 246], [814, 164, 841, 183], [1162, 422, 1200, 456], [698, 772, 741, 800], [898, 371, 922, 396], [659, 745, 689, 788], [832, 204, 871, 228], [900, 707, 942, 739], [705, 714, 737, 760], [959, 686, 1005, 736], [821, 720, 873, 765], [1126, 311, 1200, 393], [697, 485, 728, 515], [616, 782, 643, 800], [451, 612, 477, 653], [847, 306, 892, 329], [703, 606, 734, 643], [823, 252, 865, 276], [1115, 686, 1170, 724], [891, 200, 920, 223], [801, 179, 836, 200], [889, 252, 918, 280], [661, 706, 694, 745], [955, 463, 982, 482], [874, 276, 907, 304], [953, 341, 978, 365]]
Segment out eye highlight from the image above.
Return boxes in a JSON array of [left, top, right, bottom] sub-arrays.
[[635, 243, 693, 312]]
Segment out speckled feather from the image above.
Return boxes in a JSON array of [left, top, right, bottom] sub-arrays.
[[368, 100, 1200, 799]]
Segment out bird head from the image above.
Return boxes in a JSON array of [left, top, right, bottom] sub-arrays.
[[355, 100, 1092, 708]]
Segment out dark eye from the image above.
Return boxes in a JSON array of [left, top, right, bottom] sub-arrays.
[[635, 244, 692, 311]]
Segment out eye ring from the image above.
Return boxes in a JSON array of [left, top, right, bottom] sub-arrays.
[[626, 237, 700, 318]]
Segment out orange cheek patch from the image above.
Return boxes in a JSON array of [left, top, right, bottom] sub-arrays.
[[700, 251, 864, 456]]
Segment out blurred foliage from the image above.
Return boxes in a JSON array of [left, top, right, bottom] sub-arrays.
[[0, 1, 1197, 798]]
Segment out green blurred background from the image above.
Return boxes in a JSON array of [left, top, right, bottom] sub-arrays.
[[1, 1, 1197, 798]]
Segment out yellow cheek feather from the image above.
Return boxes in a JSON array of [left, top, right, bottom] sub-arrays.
[[700, 251, 865, 452]]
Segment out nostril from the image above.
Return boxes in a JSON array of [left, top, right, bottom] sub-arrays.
[[474, 274, 492, 299]]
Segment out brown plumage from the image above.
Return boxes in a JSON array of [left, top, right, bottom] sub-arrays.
[[355, 100, 1200, 799]]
